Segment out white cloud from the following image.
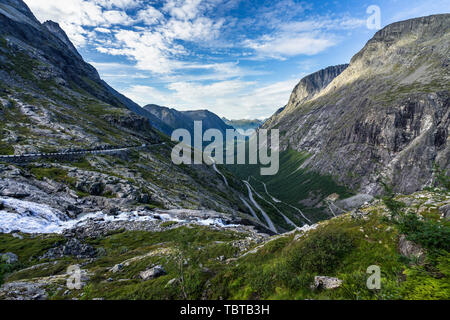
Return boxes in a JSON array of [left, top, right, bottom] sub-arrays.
[[244, 35, 336, 59], [94, 27, 111, 33], [137, 6, 164, 25], [23, 0, 135, 46], [103, 10, 133, 25], [121, 78, 299, 119], [162, 0, 203, 20], [23, 0, 371, 119], [94, 0, 142, 10], [242, 16, 366, 60]]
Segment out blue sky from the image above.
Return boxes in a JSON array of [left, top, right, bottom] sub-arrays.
[[25, 0, 450, 119]]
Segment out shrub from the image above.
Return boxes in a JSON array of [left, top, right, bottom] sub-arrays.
[[397, 213, 450, 252], [287, 228, 355, 274]]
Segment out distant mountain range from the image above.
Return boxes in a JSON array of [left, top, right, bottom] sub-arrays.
[[222, 118, 264, 133], [143, 104, 234, 137]]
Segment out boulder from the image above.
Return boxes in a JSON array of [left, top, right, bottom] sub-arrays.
[[312, 276, 343, 290], [139, 265, 166, 281], [89, 182, 104, 196], [66, 204, 82, 218], [336, 194, 374, 211], [398, 235, 426, 262], [110, 263, 124, 273], [0, 281, 48, 300], [439, 204, 450, 220], [0, 252, 19, 264], [39, 238, 96, 260], [351, 209, 371, 220], [107, 207, 120, 216]]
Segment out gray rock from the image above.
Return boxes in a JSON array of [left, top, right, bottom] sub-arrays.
[[398, 234, 426, 262], [263, 15, 450, 196], [39, 238, 96, 260], [89, 182, 104, 196], [312, 276, 343, 290], [165, 278, 179, 288], [110, 264, 124, 273], [0, 281, 48, 300], [350, 209, 371, 220], [139, 265, 166, 281], [66, 204, 82, 218], [12, 233, 23, 240], [439, 204, 450, 220], [0, 252, 18, 264], [107, 207, 120, 216], [337, 194, 374, 212]]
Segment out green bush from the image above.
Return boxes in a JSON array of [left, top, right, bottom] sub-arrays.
[[287, 228, 355, 274], [397, 213, 450, 252], [0, 263, 15, 285]]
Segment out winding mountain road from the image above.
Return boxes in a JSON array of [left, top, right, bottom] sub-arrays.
[[244, 180, 278, 234], [250, 176, 312, 225], [0, 143, 165, 163]]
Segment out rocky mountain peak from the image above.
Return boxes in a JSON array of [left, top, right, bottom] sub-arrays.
[[1, 0, 35, 18], [43, 20, 81, 58], [287, 64, 349, 110], [351, 14, 450, 64], [0, 0, 39, 27], [263, 14, 449, 196]]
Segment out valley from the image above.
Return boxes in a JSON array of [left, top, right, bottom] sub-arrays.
[[0, 0, 448, 301]]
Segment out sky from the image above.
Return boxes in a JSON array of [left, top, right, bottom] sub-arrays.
[[24, 0, 450, 119]]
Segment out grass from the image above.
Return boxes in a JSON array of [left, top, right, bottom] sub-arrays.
[[0, 143, 14, 155], [29, 167, 77, 186], [228, 149, 353, 223], [0, 234, 65, 285], [1, 189, 449, 300]]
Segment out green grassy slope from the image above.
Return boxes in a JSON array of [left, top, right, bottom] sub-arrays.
[[1, 189, 448, 300], [226, 149, 353, 223]]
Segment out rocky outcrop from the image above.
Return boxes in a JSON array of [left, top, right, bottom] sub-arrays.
[[39, 238, 97, 260], [264, 14, 450, 195], [312, 276, 343, 290], [288, 64, 348, 107], [139, 265, 166, 281], [0, 281, 48, 300], [0, 252, 18, 264], [398, 234, 426, 263]]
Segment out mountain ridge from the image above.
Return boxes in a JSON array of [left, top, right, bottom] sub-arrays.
[[263, 14, 450, 196], [144, 103, 234, 137], [0, 2, 172, 134]]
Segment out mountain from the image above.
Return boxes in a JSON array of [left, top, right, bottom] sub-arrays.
[[263, 14, 450, 196], [222, 118, 264, 133], [0, 2, 449, 301], [0, 0, 269, 230], [0, 0, 172, 135], [144, 104, 234, 137]]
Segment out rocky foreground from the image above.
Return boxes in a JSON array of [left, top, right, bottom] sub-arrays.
[[1, 188, 448, 300]]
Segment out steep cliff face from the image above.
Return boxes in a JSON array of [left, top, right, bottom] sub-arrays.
[[0, 1, 170, 133], [264, 65, 348, 129], [264, 14, 450, 195]]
